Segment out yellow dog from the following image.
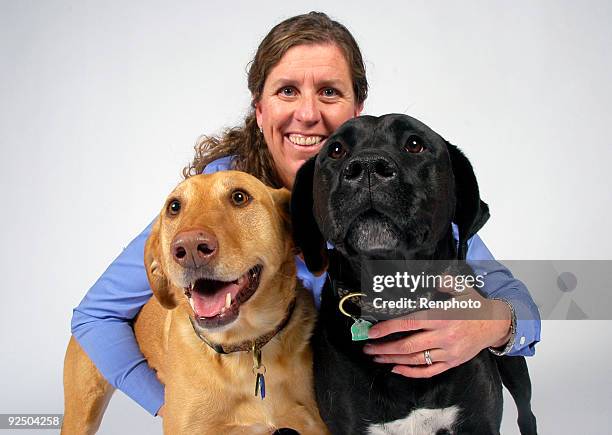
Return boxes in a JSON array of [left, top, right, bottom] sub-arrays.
[[62, 171, 328, 434]]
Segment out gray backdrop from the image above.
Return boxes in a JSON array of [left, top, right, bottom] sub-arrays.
[[1, 1, 611, 433]]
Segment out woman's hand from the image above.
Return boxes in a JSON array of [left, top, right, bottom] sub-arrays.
[[363, 288, 512, 378]]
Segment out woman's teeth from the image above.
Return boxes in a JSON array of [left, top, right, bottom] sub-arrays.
[[288, 134, 323, 146]]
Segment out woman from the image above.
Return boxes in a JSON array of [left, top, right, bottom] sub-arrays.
[[71, 11, 540, 417]]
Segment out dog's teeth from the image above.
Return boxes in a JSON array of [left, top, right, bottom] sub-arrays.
[[225, 293, 231, 309], [188, 297, 195, 312]]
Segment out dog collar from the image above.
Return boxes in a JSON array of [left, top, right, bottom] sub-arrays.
[[189, 297, 297, 355], [189, 297, 297, 400]]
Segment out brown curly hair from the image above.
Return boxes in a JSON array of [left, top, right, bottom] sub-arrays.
[[182, 11, 369, 187]]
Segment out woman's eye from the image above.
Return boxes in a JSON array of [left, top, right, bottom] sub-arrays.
[[322, 88, 338, 97], [230, 190, 251, 207], [168, 199, 181, 215], [280, 87, 295, 97], [328, 142, 347, 159], [405, 135, 425, 153]]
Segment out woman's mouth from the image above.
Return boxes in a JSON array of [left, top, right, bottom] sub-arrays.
[[286, 133, 326, 147]]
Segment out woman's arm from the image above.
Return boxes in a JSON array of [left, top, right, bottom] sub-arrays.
[[71, 221, 165, 416]]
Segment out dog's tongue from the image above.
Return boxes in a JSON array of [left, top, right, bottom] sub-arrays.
[[191, 281, 241, 318]]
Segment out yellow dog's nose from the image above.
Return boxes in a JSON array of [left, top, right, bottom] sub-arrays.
[[171, 229, 218, 268]]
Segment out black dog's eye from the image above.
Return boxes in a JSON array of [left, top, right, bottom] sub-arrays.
[[230, 190, 251, 207], [405, 135, 425, 153], [328, 142, 347, 159], [168, 199, 181, 215]]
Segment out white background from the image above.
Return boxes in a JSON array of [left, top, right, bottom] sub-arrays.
[[1, 1, 611, 433]]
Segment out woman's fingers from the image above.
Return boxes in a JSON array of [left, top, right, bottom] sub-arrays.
[[367, 312, 447, 339], [392, 362, 452, 378], [372, 348, 445, 366], [363, 330, 439, 356]]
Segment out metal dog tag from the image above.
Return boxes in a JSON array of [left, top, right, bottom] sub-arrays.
[[255, 372, 266, 399], [350, 318, 373, 341], [338, 292, 373, 341], [252, 345, 266, 399]]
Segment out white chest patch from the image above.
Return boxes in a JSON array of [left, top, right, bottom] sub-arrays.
[[366, 406, 460, 435]]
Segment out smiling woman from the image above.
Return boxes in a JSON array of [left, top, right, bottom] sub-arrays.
[[255, 43, 362, 187], [182, 11, 368, 189]]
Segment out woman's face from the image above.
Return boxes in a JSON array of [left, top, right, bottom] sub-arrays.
[[256, 43, 363, 188]]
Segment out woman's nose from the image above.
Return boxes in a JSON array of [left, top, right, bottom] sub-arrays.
[[294, 93, 321, 124]]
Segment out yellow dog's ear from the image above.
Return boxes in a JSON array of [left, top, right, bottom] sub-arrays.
[[271, 187, 292, 233], [271, 187, 302, 258], [144, 218, 179, 309]]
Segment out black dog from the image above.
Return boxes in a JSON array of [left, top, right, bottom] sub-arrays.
[[291, 114, 536, 435]]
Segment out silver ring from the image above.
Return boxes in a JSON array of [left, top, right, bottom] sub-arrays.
[[424, 349, 433, 365]]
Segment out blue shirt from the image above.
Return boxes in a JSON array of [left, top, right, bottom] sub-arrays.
[[71, 155, 541, 415]]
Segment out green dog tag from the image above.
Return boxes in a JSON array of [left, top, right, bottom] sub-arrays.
[[350, 318, 373, 341]]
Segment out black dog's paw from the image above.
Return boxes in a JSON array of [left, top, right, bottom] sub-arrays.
[[273, 429, 300, 435]]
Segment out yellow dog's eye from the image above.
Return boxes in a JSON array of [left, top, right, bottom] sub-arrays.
[[231, 190, 251, 207], [168, 199, 181, 215]]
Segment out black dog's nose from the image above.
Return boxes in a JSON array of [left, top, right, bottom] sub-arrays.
[[171, 229, 217, 268], [344, 153, 397, 185]]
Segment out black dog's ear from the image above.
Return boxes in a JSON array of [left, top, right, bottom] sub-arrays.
[[291, 157, 328, 275], [446, 142, 490, 260]]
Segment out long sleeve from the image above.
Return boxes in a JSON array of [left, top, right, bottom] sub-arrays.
[[71, 221, 165, 415], [465, 234, 541, 356]]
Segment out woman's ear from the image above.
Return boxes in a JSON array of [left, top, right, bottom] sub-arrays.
[[446, 142, 490, 259], [144, 218, 179, 309], [354, 102, 364, 117], [255, 101, 263, 130], [291, 157, 328, 275]]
